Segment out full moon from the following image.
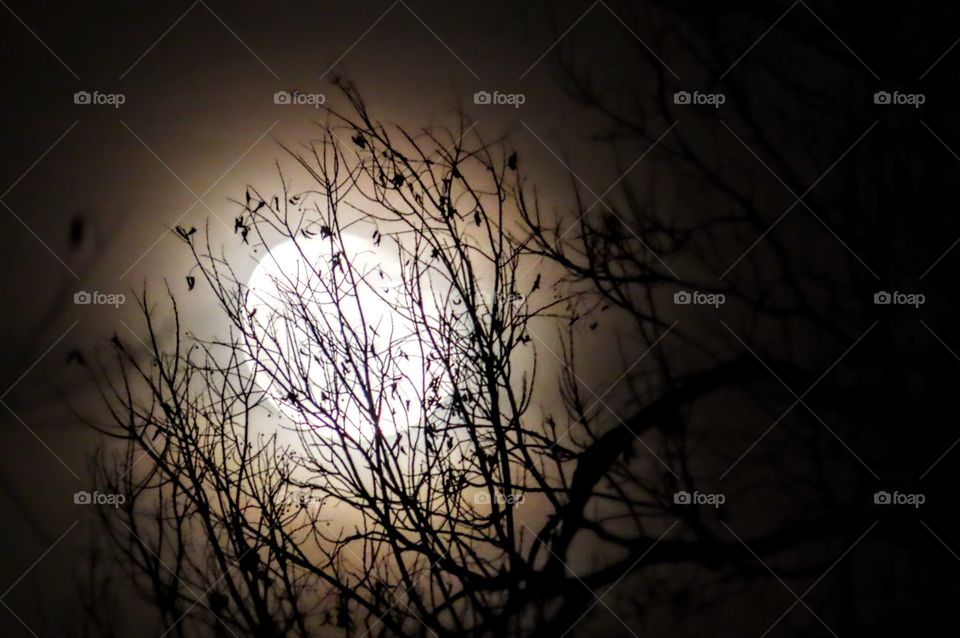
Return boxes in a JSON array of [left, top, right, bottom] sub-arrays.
[[245, 232, 426, 441]]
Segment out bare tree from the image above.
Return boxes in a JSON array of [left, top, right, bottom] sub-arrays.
[[85, 80, 583, 637], [80, 23, 955, 631], [517, 1, 960, 634]]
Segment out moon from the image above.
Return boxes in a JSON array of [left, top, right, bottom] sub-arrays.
[[245, 232, 426, 441]]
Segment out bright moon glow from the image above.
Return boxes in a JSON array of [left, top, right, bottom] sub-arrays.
[[246, 233, 426, 440]]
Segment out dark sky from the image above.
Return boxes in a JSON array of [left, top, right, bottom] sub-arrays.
[[4, 1, 960, 636]]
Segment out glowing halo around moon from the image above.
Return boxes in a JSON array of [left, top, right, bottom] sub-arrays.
[[245, 232, 426, 441]]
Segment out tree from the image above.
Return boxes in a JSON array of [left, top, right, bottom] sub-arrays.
[[82, 5, 960, 626], [78, 73, 759, 636], [530, 1, 960, 634]]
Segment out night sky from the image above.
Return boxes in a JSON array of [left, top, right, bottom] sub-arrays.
[[2, 2, 960, 637]]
